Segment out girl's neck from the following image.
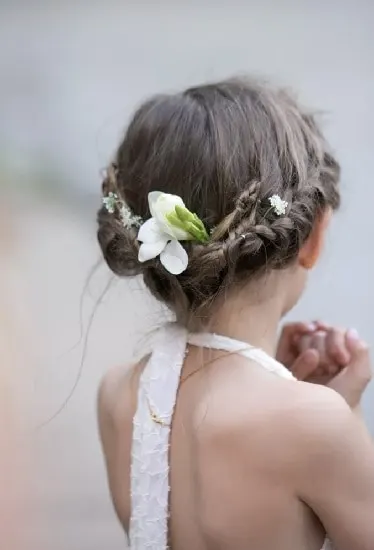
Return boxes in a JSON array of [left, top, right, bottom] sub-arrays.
[[206, 279, 290, 356]]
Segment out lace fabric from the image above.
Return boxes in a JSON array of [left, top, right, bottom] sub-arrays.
[[128, 325, 331, 550]]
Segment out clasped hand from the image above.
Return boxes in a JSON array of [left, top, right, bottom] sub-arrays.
[[276, 321, 372, 408]]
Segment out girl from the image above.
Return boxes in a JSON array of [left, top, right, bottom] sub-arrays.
[[97, 78, 374, 550]]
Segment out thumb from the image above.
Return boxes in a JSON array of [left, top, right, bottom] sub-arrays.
[[289, 349, 320, 381]]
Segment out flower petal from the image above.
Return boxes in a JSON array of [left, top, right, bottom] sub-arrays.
[[137, 218, 165, 243], [138, 240, 168, 262], [148, 191, 163, 219], [160, 240, 188, 275], [148, 191, 190, 239], [149, 191, 186, 218], [163, 223, 192, 241]]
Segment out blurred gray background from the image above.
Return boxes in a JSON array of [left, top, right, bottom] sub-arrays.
[[1, 1, 373, 549]]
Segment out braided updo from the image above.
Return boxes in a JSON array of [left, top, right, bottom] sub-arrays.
[[97, 78, 340, 325]]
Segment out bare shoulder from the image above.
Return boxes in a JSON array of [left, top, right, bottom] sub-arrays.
[[207, 359, 351, 433], [97, 359, 147, 443], [98, 363, 132, 407], [298, 382, 352, 420], [279, 381, 356, 449], [262, 380, 355, 450], [282, 382, 370, 471], [97, 360, 148, 523], [202, 365, 355, 474], [249, 380, 362, 484], [97, 364, 129, 422]]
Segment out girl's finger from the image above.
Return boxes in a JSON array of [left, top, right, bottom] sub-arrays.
[[308, 331, 327, 357], [312, 320, 332, 332], [290, 348, 320, 381], [325, 328, 351, 367]]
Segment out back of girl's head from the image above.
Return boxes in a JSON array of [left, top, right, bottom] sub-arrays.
[[97, 77, 340, 326]]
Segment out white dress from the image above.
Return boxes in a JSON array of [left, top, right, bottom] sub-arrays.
[[129, 323, 332, 550]]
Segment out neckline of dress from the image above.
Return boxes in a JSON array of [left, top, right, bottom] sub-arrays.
[[187, 331, 257, 350], [187, 330, 296, 381]]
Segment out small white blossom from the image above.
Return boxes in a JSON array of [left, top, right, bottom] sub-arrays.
[[103, 191, 143, 229], [269, 194, 288, 216], [102, 192, 118, 214], [120, 205, 143, 229]]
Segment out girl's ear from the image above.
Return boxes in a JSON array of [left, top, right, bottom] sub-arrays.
[[299, 208, 332, 270]]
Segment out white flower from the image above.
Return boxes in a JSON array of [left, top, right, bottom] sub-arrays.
[[269, 194, 288, 216], [148, 192, 192, 240], [137, 191, 208, 275], [120, 205, 143, 229], [103, 191, 143, 229], [102, 192, 118, 214]]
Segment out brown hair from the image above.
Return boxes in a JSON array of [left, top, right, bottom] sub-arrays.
[[97, 77, 340, 326]]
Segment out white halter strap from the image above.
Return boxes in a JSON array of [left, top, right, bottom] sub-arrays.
[[187, 332, 296, 381], [129, 324, 187, 549]]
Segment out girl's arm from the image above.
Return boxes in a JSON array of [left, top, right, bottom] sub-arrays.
[[295, 389, 374, 550]]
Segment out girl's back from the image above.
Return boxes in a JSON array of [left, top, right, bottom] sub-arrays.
[[100, 340, 336, 550]]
